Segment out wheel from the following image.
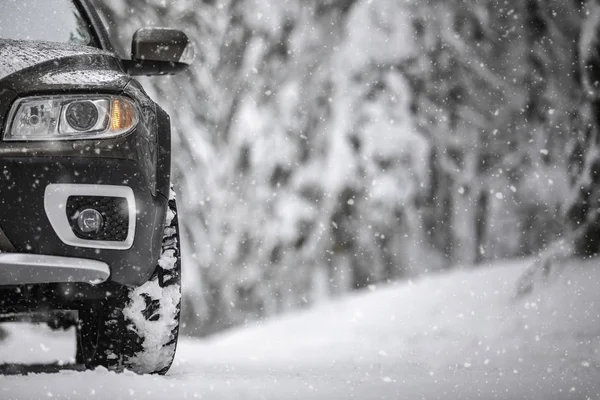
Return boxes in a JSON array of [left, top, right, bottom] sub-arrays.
[[76, 193, 181, 374]]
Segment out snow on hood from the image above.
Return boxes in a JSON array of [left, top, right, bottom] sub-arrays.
[[40, 70, 126, 85], [0, 39, 115, 81]]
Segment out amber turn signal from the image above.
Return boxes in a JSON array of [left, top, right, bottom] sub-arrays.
[[110, 97, 138, 133]]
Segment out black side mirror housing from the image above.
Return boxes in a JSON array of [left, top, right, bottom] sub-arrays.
[[123, 28, 194, 76]]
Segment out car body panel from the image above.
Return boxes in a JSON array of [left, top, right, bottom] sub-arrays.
[[0, 0, 173, 314], [0, 156, 166, 285]]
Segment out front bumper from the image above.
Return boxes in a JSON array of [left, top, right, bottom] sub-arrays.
[[0, 157, 167, 286], [0, 253, 109, 285]]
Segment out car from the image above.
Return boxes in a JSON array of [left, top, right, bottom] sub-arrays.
[[0, 0, 193, 374]]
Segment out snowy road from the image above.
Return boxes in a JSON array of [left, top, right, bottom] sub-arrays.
[[1, 258, 599, 399]]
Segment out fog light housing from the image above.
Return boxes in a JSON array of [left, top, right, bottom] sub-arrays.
[[77, 209, 104, 234]]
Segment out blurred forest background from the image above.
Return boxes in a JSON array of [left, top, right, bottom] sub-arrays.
[[92, 0, 600, 336]]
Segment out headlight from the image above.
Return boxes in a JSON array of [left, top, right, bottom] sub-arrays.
[[3, 95, 138, 141]]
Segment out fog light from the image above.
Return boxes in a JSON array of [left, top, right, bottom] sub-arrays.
[[77, 209, 104, 234]]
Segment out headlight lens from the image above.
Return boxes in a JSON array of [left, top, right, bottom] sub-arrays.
[[64, 100, 101, 132], [4, 95, 138, 141]]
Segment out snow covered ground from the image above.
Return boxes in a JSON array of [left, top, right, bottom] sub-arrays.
[[1, 258, 599, 400]]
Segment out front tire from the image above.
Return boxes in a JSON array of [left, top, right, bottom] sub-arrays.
[[77, 195, 181, 374]]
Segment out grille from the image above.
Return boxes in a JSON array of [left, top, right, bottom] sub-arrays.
[[66, 196, 129, 241]]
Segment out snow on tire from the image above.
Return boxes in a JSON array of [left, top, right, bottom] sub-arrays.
[[123, 194, 181, 373], [77, 192, 182, 375], [120, 195, 182, 374]]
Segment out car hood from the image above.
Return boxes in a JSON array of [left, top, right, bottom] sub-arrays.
[[0, 39, 130, 94]]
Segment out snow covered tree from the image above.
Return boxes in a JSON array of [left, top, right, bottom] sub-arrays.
[[93, 0, 439, 334], [404, 0, 587, 264], [92, 0, 600, 333], [570, 0, 600, 257]]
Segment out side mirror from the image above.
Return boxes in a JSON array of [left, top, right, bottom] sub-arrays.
[[122, 28, 194, 76]]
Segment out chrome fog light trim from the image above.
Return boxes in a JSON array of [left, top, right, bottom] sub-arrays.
[[44, 184, 136, 250]]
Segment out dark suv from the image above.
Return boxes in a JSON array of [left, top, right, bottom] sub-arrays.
[[0, 0, 192, 374]]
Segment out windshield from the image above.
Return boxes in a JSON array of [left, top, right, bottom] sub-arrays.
[[0, 0, 97, 47]]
